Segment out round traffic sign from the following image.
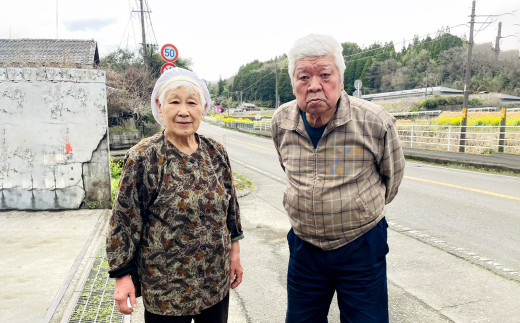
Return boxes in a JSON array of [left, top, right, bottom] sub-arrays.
[[161, 44, 179, 62], [161, 62, 176, 74]]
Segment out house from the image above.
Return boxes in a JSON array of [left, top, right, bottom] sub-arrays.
[[238, 102, 259, 111], [0, 39, 99, 68]]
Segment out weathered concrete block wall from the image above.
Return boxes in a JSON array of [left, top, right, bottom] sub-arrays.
[[0, 67, 111, 210], [109, 131, 141, 150]]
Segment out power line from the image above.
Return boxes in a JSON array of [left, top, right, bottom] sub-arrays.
[[145, 0, 158, 50], [343, 23, 469, 61]]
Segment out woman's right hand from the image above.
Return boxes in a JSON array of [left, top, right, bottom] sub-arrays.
[[114, 275, 138, 315]]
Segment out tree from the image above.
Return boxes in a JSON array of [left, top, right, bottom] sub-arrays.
[[101, 49, 193, 128]]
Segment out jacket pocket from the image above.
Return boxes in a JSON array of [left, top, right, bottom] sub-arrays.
[[355, 186, 385, 220], [138, 247, 169, 278]]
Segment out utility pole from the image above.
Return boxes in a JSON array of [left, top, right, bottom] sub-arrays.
[[275, 58, 279, 108], [494, 22, 502, 60], [56, 0, 58, 38], [139, 0, 147, 63], [459, 0, 475, 153]]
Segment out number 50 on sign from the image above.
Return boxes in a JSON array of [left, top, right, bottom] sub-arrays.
[[161, 44, 179, 62]]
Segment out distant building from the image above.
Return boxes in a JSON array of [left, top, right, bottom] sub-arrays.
[[0, 39, 99, 68], [497, 93, 520, 103], [238, 102, 259, 111], [361, 87, 462, 102], [361, 86, 520, 104], [472, 91, 520, 104]]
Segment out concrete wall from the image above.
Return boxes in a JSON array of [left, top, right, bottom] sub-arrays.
[[0, 67, 111, 210]]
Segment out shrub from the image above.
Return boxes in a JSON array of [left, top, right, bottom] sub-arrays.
[[424, 99, 439, 110], [437, 117, 462, 126], [469, 117, 500, 126], [446, 96, 464, 106], [507, 118, 520, 126], [110, 159, 123, 204], [468, 98, 484, 107]]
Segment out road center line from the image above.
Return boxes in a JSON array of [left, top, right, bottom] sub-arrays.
[[405, 175, 520, 201]]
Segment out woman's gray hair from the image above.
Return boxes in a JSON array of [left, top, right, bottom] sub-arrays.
[[158, 80, 207, 110], [150, 68, 212, 127], [288, 34, 346, 86]]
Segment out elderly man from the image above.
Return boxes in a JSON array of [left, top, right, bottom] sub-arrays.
[[271, 34, 405, 322]]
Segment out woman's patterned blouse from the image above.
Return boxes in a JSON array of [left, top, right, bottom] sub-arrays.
[[106, 131, 243, 316]]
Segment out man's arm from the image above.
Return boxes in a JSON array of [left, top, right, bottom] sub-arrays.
[[379, 121, 405, 204], [270, 117, 286, 172]]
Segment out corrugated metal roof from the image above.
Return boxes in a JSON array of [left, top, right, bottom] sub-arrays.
[[0, 39, 99, 68], [500, 93, 520, 101]]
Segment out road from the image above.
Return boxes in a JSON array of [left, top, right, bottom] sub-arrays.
[[197, 121, 520, 322]]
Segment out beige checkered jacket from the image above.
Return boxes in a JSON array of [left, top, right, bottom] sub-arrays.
[[271, 91, 405, 250]]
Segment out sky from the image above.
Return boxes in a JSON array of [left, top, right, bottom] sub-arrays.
[[2, 0, 519, 82]]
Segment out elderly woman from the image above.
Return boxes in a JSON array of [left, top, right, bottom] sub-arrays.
[[106, 68, 244, 323]]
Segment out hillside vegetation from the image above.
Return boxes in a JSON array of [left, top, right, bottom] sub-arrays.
[[102, 32, 520, 130], [211, 32, 520, 110]]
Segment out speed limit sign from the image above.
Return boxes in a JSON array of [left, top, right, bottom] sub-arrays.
[[161, 44, 179, 62], [161, 63, 176, 74]]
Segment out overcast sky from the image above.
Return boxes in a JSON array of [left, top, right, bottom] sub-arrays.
[[2, 0, 519, 82]]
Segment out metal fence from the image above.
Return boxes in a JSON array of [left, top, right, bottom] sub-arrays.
[[215, 117, 520, 155], [396, 125, 520, 154], [222, 120, 271, 132]]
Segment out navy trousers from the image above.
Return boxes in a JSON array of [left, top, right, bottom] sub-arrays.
[[286, 218, 389, 323]]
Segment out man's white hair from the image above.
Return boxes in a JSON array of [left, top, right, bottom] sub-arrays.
[[288, 34, 346, 86]]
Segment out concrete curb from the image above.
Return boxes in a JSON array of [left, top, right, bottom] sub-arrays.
[[48, 210, 111, 323]]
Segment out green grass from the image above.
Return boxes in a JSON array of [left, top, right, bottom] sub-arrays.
[[233, 172, 255, 191]]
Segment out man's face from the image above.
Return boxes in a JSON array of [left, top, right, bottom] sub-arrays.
[[293, 55, 343, 119]]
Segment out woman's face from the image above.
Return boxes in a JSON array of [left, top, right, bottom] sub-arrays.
[[157, 86, 205, 139]]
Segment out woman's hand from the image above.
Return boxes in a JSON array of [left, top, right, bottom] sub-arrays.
[[230, 241, 243, 289], [114, 275, 137, 315]]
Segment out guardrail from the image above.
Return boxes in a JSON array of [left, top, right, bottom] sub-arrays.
[[222, 120, 271, 132], [207, 117, 520, 155], [396, 125, 520, 154]]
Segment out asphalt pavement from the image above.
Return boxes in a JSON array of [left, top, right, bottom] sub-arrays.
[[1, 148, 519, 322]]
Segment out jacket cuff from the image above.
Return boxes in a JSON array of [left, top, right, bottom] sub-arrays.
[[231, 233, 244, 243], [108, 262, 137, 278]]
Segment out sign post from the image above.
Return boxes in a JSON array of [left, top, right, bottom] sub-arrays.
[[354, 79, 363, 98]]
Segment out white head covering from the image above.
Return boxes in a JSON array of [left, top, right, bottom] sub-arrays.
[[150, 68, 212, 127]]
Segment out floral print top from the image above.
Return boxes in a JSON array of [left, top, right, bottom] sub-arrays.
[[106, 131, 243, 316]]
